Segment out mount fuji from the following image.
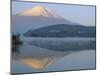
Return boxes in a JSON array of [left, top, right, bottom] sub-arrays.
[[12, 6, 79, 33]]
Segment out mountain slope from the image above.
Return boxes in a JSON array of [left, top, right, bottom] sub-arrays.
[[12, 6, 79, 33], [24, 24, 96, 37]]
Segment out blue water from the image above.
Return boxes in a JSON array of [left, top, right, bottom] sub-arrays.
[[11, 37, 96, 74]]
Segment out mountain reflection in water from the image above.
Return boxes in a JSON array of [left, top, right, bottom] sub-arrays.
[[19, 57, 61, 69], [12, 37, 95, 69], [12, 43, 71, 69]]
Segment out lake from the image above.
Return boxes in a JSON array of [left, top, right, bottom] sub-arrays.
[[11, 37, 96, 74]]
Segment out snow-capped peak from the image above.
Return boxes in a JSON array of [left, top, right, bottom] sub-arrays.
[[18, 5, 61, 18]]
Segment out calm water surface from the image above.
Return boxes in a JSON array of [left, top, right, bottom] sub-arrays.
[[11, 37, 96, 74]]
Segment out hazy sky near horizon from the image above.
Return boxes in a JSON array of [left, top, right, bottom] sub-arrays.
[[12, 1, 96, 26]]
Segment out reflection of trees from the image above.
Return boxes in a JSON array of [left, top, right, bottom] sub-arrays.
[[12, 33, 23, 59], [12, 44, 21, 59], [29, 39, 96, 51]]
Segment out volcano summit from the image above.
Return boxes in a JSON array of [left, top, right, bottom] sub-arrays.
[[12, 5, 80, 33]]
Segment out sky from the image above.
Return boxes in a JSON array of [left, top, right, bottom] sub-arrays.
[[12, 1, 96, 26]]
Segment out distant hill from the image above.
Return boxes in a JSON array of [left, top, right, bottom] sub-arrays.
[[24, 24, 96, 37]]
